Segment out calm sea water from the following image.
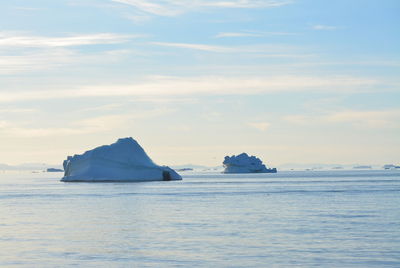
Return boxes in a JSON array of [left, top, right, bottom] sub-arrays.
[[0, 170, 399, 267]]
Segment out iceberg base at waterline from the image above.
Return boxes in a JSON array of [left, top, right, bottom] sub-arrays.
[[61, 137, 182, 182]]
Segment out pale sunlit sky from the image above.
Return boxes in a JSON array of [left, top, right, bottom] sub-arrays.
[[0, 0, 399, 166]]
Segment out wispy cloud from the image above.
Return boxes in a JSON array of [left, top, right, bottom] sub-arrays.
[[12, 6, 44, 11], [0, 48, 133, 74], [150, 41, 307, 56], [254, 53, 315, 58], [150, 41, 236, 52], [0, 75, 380, 103], [112, 0, 292, 16], [215, 31, 297, 38], [0, 106, 176, 137], [0, 49, 77, 74], [248, 122, 271, 131], [0, 108, 37, 114], [204, 0, 292, 8], [0, 115, 128, 137], [0, 32, 140, 48], [79, 103, 123, 112], [312, 24, 338, 31], [284, 109, 400, 128], [326, 110, 400, 128], [112, 0, 181, 16], [216, 32, 263, 38], [124, 13, 152, 23]]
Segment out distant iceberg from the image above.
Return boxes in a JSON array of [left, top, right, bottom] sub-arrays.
[[223, 153, 277, 173], [47, 168, 63, 172], [383, 164, 400, 170], [353, 165, 372, 169], [61, 137, 182, 182]]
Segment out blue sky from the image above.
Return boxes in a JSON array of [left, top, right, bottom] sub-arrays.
[[0, 0, 399, 166]]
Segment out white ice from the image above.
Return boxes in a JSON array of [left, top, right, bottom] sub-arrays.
[[62, 137, 182, 182], [223, 153, 277, 173]]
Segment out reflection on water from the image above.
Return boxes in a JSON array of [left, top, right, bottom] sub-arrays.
[[0, 170, 399, 267]]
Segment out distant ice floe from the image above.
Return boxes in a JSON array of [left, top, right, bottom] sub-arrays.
[[61, 137, 182, 182], [223, 153, 277, 173]]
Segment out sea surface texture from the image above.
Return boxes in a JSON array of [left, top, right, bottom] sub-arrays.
[[0, 170, 399, 267]]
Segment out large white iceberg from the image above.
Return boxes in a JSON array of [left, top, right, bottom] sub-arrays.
[[223, 153, 277, 173], [62, 137, 182, 182]]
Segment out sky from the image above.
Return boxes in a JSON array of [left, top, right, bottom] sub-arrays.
[[0, 0, 399, 167]]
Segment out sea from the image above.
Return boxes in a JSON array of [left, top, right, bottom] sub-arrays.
[[0, 170, 399, 267]]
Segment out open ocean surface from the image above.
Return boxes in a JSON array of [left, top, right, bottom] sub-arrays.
[[0, 170, 399, 267]]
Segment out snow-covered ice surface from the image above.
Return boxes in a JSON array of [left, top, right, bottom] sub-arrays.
[[0, 170, 399, 267], [62, 137, 181, 182], [223, 153, 277, 173]]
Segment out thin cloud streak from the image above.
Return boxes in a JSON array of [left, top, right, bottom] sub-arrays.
[[312, 25, 338, 30], [0, 107, 176, 137], [284, 109, 400, 128], [0, 108, 37, 114], [12, 7, 44, 11], [254, 53, 315, 58], [215, 31, 298, 38], [204, 0, 292, 8], [0, 75, 380, 103], [150, 41, 304, 55], [0, 32, 141, 48], [112, 0, 293, 16], [215, 32, 264, 38], [0, 115, 129, 137], [113, 0, 181, 16], [150, 42, 236, 52], [248, 122, 271, 131], [0, 49, 77, 74], [0, 48, 134, 74]]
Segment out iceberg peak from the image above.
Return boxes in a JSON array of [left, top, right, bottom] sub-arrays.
[[116, 137, 138, 144], [62, 137, 182, 182]]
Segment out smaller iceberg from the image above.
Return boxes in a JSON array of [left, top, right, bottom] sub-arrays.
[[223, 153, 277, 173], [62, 137, 182, 182]]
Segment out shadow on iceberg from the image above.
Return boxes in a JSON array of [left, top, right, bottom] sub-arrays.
[[61, 137, 182, 182]]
